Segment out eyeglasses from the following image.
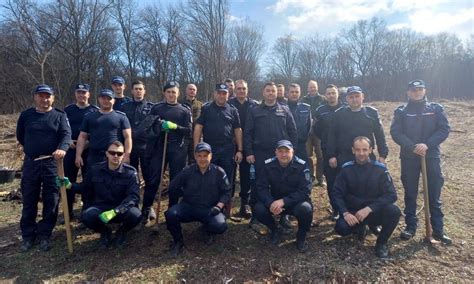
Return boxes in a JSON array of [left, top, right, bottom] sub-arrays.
[[107, 150, 124, 157]]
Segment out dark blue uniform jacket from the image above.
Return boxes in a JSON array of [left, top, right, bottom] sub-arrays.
[[257, 157, 312, 209], [168, 163, 232, 209], [74, 161, 139, 210], [390, 98, 450, 159], [333, 160, 397, 215]]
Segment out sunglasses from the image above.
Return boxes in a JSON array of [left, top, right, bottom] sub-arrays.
[[107, 150, 124, 157]]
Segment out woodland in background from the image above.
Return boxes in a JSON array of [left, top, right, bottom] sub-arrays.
[[0, 0, 472, 114]]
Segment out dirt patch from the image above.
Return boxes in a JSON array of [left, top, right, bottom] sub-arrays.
[[0, 101, 472, 282]]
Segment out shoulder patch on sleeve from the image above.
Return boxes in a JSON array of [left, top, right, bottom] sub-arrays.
[[295, 156, 306, 165], [342, 161, 355, 168], [304, 169, 311, 181], [373, 160, 387, 169], [265, 157, 276, 164]]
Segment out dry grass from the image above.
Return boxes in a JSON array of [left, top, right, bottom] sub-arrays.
[[0, 101, 472, 282]]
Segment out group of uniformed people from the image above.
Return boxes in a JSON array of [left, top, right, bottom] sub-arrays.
[[16, 77, 452, 259]]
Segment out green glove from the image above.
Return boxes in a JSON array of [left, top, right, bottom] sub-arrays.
[[161, 120, 178, 131], [99, 209, 117, 223], [55, 176, 72, 189]]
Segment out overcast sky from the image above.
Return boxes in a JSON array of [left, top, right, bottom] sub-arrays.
[[228, 0, 473, 42]]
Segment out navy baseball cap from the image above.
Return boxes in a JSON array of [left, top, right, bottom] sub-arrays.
[[408, 80, 426, 89], [34, 84, 54, 95], [215, 83, 229, 93], [112, 76, 125, 84], [99, 89, 114, 98], [195, 142, 212, 153], [276, 140, 293, 150], [346, 86, 363, 95], [75, 83, 90, 92], [163, 81, 180, 92]]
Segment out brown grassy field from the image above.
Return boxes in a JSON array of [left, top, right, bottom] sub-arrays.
[[0, 100, 472, 282]]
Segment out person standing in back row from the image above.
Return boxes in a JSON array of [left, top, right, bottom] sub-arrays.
[[302, 80, 326, 186], [62, 83, 98, 222], [229, 79, 259, 218], [390, 79, 452, 244]]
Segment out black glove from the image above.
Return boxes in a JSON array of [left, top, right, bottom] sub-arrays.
[[210, 206, 222, 216]]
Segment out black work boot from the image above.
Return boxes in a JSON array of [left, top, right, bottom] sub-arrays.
[[375, 242, 389, 259], [20, 239, 34, 252], [115, 229, 127, 249], [39, 238, 51, 252], [170, 240, 184, 257], [99, 227, 112, 249], [432, 232, 453, 245], [296, 232, 308, 253], [239, 202, 252, 219], [330, 211, 339, 221], [400, 227, 416, 240], [270, 228, 282, 245]]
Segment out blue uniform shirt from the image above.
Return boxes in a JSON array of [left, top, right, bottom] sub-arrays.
[[80, 110, 131, 152], [196, 101, 241, 146], [74, 161, 139, 210], [17, 107, 72, 158], [64, 104, 99, 140], [168, 163, 232, 208], [244, 102, 297, 155], [287, 101, 312, 144], [313, 103, 342, 151], [327, 105, 389, 161], [228, 97, 258, 131], [390, 98, 450, 159], [121, 100, 155, 149], [148, 102, 192, 143], [257, 156, 312, 208], [113, 96, 132, 112], [333, 160, 397, 215]]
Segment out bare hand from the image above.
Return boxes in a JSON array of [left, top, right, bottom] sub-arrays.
[[75, 156, 84, 168], [270, 199, 285, 215], [69, 143, 76, 149], [413, 143, 428, 157], [216, 202, 225, 210], [234, 151, 243, 164], [329, 157, 337, 168], [52, 150, 66, 160], [377, 157, 386, 164], [343, 212, 359, 226], [355, 207, 372, 222], [246, 155, 256, 164], [122, 153, 131, 164]]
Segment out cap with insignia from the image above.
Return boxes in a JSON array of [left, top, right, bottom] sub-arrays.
[[346, 86, 363, 95], [163, 81, 180, 92], [215, 83, 229, 93], [99, 88, 114, 99], [75, 83, 90, 92], [276, 140, 293, 150], [408, 79, 426, 90], [112, 76, 125, 84], [34, 84, 54, 95], [195, 142, 212, 153]]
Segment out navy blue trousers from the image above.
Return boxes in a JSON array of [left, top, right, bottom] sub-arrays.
[[142, 141, 187, 209], [254, 200, 313, 238], [165, 203, 227, 242], [20, 157, 59, 241], [401, 157, 445, 234], [335, 204, 401, 244]]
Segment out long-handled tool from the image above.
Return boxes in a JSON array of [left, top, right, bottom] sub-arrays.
[[56, 158, 73, 253], [421, 156, 434, 243], [147, 132, 168, 232]]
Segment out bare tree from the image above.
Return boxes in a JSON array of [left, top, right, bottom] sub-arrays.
[[267, 34, 298, 86]]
